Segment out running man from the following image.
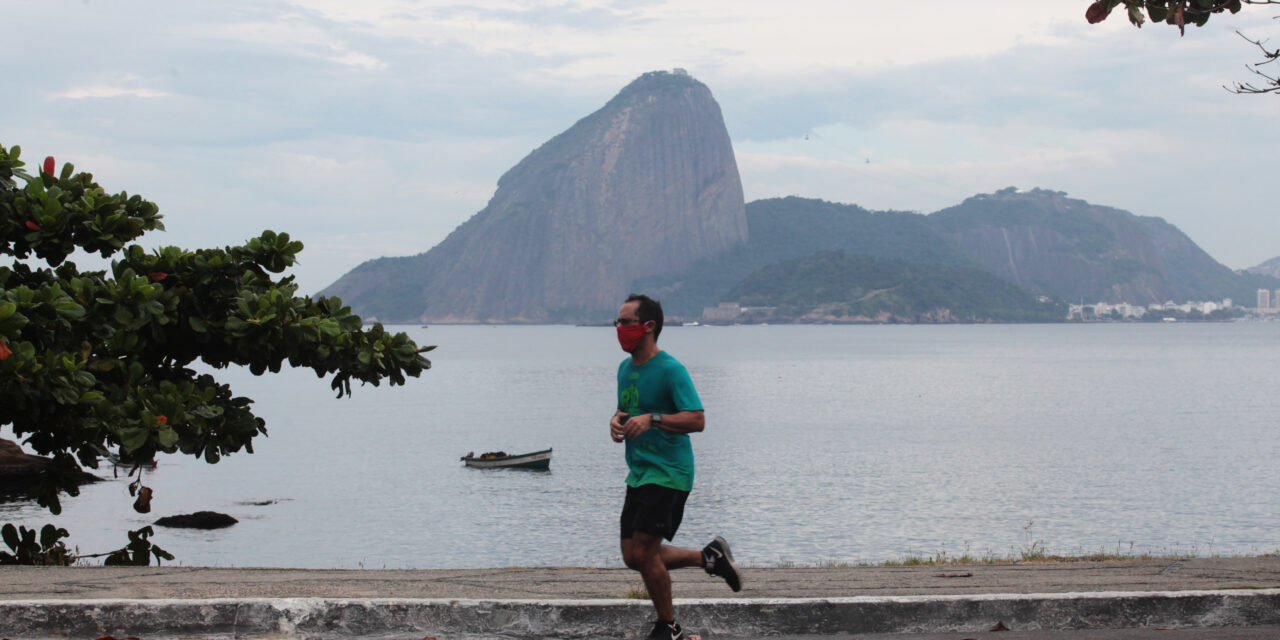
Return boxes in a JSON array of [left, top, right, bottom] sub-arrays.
[[609, 293, 741, 640]]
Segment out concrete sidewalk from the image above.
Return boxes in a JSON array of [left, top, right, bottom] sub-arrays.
[[2, 557, 1279, 638]]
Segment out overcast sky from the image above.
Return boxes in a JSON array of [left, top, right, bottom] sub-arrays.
[[4, 1, 1277, 294]]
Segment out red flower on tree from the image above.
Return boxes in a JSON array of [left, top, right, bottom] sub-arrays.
[[43, 156, 55, 176]]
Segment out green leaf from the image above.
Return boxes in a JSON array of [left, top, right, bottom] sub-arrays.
[[55, 300, 85, 320], [120, 427, 149, 452], [1, 523, 18, 551], [151, 544, 174, 563], [156, 427, 179, 449], [188, 315, 208, 333], [39, 524, 67, 549]]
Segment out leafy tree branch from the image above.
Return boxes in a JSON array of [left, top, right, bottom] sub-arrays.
[[1, 143, 433, 562], [1085, 1, 1280, 93]]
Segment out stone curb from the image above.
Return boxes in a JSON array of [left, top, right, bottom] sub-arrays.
[[4, 590, 1280, 639]]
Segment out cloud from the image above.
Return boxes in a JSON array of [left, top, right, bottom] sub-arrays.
[[738, 121, 1183, 210], [200, 17, 389, 70], [4, 0, 1279, 288], [288, 1, 1086, 75], [53, 86, 171, 100]]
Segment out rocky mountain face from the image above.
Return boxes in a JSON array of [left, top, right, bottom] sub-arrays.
[[321, 70, 747, 323], [929, 188, 1256, 304], [1247, 256, 1280, 279]]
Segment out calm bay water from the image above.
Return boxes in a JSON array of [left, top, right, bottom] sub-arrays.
[[2, 323, 1277, 568]]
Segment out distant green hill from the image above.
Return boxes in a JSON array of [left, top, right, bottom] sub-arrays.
[[1247, 256, 1280, 280], [726, 250, 1063, 323], [634, 197, 973, 317], [640, 190, 1277, 320], [929, 187, 1275, 305]]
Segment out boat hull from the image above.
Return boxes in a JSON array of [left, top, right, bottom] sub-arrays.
[[461, 448, 552, 470]]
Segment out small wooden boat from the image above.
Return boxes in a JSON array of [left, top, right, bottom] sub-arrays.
[[460, 448, 552, 470]]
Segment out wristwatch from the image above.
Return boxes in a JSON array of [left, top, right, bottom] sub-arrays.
[[650, 413, 663, 426]]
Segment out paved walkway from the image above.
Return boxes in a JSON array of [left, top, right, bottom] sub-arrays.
[[2, 557, 1279, 638], [3, 556, 1279, 600]]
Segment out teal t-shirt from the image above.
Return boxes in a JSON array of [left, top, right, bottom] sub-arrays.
[[617, 350, 703, 492]]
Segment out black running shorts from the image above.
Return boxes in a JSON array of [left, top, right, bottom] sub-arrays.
[[620, 483, 689, 541]]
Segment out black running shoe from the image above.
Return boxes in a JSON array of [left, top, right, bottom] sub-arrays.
[[645, 620, 684, 640], [702, 536, 742, 592]]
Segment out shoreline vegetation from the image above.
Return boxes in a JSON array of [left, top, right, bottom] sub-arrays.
[[760, 549, 1280, 569], [758, 522, 1280, 568]]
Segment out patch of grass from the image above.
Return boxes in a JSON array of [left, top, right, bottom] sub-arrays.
[[747, 547, 1276, 569], [750, 557, 851, 569], [739, 525, 1280, 569], [873, 545, 1001, 567], [624, 584, 649, 600], [816, 558, 852, 568]]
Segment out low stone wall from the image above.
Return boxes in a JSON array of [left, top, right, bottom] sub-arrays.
[[3, 590, 1280, 639]]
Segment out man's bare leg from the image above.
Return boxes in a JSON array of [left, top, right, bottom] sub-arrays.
[[658, 543, 703, 569], [622, 533, 703, 621]]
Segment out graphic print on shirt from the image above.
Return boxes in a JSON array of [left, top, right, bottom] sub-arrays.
[[619, 372, 658, 453], [620, 372, 640, 416]]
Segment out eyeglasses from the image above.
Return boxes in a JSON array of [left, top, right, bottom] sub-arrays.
[[614, 318, 644, 327]]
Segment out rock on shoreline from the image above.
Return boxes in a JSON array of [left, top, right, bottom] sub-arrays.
[[0, 438, 101, 494], [0, 438, 49, 479], [154, 511, 238, 529]]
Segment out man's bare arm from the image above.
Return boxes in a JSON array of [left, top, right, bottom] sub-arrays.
[[621, 410, 704, 438]]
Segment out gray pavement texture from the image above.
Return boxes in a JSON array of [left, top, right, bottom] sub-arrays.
[[1, 557, 1279, 639], [768, 629, 1280, 639]]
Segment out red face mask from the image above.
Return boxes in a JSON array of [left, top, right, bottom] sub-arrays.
[[617, 323, 648, 352]]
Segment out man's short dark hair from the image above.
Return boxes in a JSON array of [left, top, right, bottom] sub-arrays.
[[626, 293, 664, 340]]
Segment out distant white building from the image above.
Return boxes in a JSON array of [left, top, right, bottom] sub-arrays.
[[1259, 289, 1272, 310], [702, 302, 742, 322], [1070, 298, 1236, 320], [1115, 303, 1145, 319]]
